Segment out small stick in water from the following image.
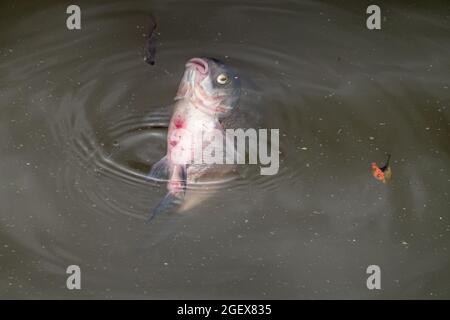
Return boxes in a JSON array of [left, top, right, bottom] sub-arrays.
[[143, 14, 157, 65], [371, 154, 392, 183]]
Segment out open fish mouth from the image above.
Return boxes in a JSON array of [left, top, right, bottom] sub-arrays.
[[186, 57, 209, 74]]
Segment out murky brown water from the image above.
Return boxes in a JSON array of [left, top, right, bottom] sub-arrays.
[[0, 0, 449, 299]]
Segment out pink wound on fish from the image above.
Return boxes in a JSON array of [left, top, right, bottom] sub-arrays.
[[174, 117, 184, 129]]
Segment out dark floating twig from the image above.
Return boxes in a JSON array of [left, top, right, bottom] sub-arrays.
[[144, 14, 157, 65]]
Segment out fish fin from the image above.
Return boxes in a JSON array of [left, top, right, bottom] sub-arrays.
[[148, 164, 187, 221], [148, 156, 171, 181], [148, 190, 184, 221]]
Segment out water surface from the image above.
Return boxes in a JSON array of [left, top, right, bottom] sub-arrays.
[[0, 0, 449, 298]]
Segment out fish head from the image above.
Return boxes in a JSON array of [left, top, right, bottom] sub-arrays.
[[175, 57, 241, 116]]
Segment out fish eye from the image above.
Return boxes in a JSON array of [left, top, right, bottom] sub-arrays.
[[216, 73, 229, 85]]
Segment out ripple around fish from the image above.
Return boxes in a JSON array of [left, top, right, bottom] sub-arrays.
[[4, 0, 332, 220], [53, 92, 251, 220]]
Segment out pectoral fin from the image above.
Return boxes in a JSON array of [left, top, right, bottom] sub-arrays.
[[148, 191, 184, 221], [148, 156, 171, 181], [148, 164, 187, 221]]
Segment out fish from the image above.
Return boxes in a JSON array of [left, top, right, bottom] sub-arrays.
[[371, 154, 392, 183], [148, 57, 241, 220], [143, 15, 157, 65]]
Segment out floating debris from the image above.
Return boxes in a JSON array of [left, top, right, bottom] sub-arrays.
[[371, 154, 392, 183], [143, 14, 158, 65]]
